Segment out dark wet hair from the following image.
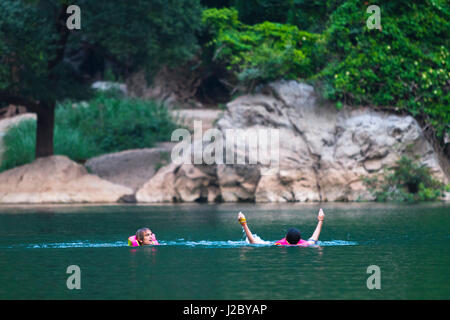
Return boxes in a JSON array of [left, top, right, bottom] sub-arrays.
[[286, 228, 301, 244]]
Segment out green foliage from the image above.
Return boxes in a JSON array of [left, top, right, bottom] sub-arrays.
[[230, 0, 294, 25], [0, 118, 97, 172], [77, 0, 203, 74], [0, 0, 203, 104], [0, 120, 36, 172], [0, 0, 84, 103], [201, 1, 449, 142], [203, 8, 323, 90], [201, 0, 233, 9], [56, 91, 178, 155], [230, 0, 345, 32], [53, 125, 97, 162], [316, 0, 450, 139], [202, 7, 240, 32], [0, 92, 179, 172], [1, 0, 448, 166], [287, 0, 347, 32], [362, 156, 446, 202]]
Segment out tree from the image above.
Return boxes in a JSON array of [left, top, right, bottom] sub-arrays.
[[0, 0, 202, 158]]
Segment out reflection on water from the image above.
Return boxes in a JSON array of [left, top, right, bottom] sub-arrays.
[[0, 202, 449, 299]]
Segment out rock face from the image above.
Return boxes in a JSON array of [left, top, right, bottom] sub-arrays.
[[0, 156, 133, 203], [136, 81, 449, 203], [172, 109, 223, 132], [85, 146, 175, 192], [136, 163, 221, 203], [126, 66, 203, 109]]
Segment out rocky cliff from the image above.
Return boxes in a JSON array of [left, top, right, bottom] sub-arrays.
[[136, 81, 448, 203], [0, 81, 448, 204]]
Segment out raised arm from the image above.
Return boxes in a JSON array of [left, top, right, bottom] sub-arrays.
[[307, 208, 325, 243], [238, 212, 256, 244]]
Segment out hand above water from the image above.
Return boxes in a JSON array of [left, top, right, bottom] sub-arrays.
[[318, 208, 325, 222], [238, 212, 256, 244], [238, 212, 246, 224]]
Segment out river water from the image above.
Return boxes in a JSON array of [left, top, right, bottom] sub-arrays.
[[0, 202, 448, 299]]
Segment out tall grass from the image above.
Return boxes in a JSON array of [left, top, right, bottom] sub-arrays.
[[0, 91, 179, 172], [0, 119, 36, 172]]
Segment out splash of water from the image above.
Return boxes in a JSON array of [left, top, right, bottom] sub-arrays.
[[1, 238, 357, 249]]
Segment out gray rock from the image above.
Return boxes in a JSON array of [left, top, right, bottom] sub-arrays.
[[0, 155, 133, 203], [91, 81, 127, 95], [136, 80, 449, 202], [85, 146, 174, 192]]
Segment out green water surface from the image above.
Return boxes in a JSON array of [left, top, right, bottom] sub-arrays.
[[0, 202, 448, 299]]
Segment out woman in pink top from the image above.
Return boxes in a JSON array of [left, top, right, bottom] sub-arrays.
[[238, 209, 325, 246]]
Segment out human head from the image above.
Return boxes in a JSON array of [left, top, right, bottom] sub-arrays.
[[286, 228, 301, 244], [136, 228, 153, 245]]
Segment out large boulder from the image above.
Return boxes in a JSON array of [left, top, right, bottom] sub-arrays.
[[136, 81, 449, 202], [85, 146, 174, 192], [0, 155, 133, 203], [135, 163, 221, 203]]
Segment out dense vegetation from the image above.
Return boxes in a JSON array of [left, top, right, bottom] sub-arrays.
[[200, 0, 449, 140], [0, 91, 177, 172], [0, 0, 448, 201], [317, 1, 449, 140], [201, 8, 323, 91], [0, 0, 202, 157], [1, 0, 448, 148], [362, 156, 449, 202]]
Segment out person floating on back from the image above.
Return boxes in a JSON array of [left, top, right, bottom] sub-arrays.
[[237, 208, 325, 246], [128, 228, 159, 247]]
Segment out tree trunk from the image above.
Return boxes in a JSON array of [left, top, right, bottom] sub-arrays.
[[35, 102, 55, 158]]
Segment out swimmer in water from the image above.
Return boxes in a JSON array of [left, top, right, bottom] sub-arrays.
[[128, 228, 159, 246], [237, 208, 325, 246]]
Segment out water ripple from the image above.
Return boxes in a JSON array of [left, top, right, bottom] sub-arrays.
[[1, 239, 358, 249]]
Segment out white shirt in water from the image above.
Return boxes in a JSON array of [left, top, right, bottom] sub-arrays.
[[246, 234, 271, 245]]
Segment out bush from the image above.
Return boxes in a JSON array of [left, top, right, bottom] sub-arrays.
[[0, 120, 36, 172], [362, 156, 446, 202], [202, 8, 324, 91], [201, 1, 449, 143], [230, 0, 293, 25], [316, 0, 450, 139], [57, 91, 178, 154], [0, 92, 179, 172], [230, 0, 345, 32]]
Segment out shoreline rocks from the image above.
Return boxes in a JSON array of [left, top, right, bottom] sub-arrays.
[[136, 81, 449, 203], [0, 81, 448, 204], [0, 156, 133, 204], [85, 146, 174, 193]]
